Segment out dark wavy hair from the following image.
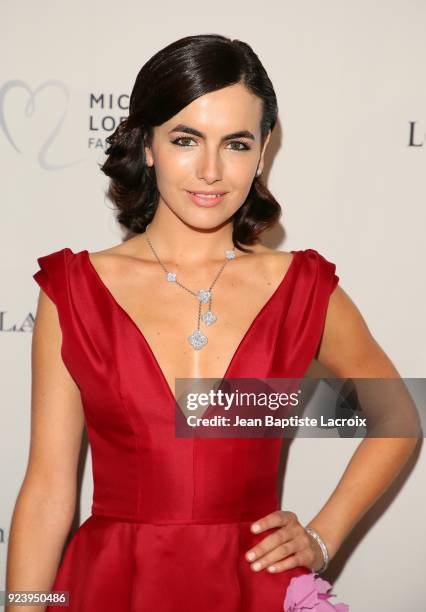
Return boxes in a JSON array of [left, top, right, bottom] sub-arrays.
[[99, 34, 281, 253]]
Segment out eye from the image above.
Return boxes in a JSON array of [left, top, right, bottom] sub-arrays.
[[170, 137, 251, 151], [227, 141, 251, 151], [171, 136, 197, 147]]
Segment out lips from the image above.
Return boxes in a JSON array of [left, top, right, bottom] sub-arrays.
[[186, 190, 227, 207], [188, 191, 226, 197]]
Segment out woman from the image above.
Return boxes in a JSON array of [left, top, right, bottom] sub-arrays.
[[6, 34, 418, 611]]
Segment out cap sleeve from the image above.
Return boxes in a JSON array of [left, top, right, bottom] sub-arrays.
[[301, 248, 339, 291], [282, 248, 340, 376], [313, 250, 339, 294], [33, 248, 70, 305], [33, 262, 55, 303], [285, 248, 341, 370]]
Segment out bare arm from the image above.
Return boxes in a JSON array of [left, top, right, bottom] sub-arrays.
[[306, 284, 419, 558], [5, 289, 85, 611]]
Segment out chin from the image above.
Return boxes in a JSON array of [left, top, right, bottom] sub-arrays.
[[179, 209, 233, 231]]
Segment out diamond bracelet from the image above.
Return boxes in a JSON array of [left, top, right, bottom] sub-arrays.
[[304, 526, 330, 574]]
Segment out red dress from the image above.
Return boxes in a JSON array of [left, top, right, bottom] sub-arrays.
[[33, 247, 339, 611]]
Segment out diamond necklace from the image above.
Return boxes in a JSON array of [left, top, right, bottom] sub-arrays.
[[143, 223, 235, 351]]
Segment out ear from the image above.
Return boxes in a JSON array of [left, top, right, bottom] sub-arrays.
[[144, 139, 154, 168], [257, 129, 272, 174]]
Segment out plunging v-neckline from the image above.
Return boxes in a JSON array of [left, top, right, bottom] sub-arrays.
[[81, 248, 300, 404]]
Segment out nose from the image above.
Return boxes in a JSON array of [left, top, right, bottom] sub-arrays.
[[197, 147, 223, 183]]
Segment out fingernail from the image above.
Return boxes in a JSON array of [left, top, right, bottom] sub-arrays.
[[252, 562, 261, 571], [251, 523, 260, 533], [246, 551, 256, 561], [268, 565, 277, 572]]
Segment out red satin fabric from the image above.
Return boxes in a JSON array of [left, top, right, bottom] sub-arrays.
[[33, 247, 339, 611]]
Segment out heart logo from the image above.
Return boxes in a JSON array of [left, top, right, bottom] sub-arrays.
[[0, 79, 86, 169]]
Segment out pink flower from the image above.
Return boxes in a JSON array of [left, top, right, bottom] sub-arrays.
[[283, 572, 349, 611]]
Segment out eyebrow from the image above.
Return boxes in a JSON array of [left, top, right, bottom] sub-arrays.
[[168, 123, 256, 141]]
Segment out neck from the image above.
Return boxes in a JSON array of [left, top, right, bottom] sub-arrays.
[[143, 212, 238, 267]]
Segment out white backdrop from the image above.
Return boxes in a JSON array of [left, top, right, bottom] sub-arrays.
[[1, 1, 425, 610]]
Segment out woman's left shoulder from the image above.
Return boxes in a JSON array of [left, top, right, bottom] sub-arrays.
[[252, 245, 294, 262], [259, 245, 334, 261], [254, 247, 296, 279]]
